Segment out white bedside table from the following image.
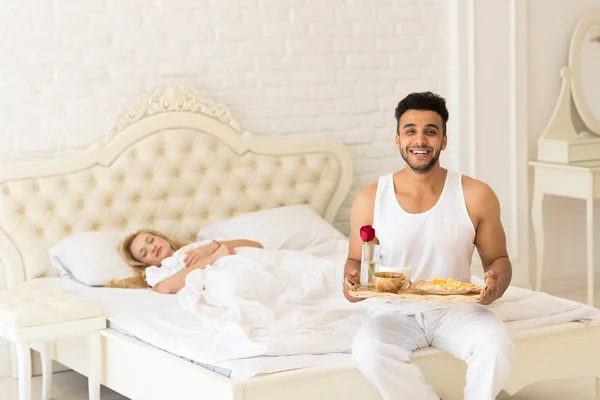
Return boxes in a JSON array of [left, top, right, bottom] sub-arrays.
[[530, 159, 600, 306], [0, 281, 106, 400]]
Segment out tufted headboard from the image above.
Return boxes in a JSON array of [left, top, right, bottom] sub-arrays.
[[0, 85, 353, 287]]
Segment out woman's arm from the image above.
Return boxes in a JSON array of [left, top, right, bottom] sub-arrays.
[[184, 239, 263, 267], [220, 239, 263, 249], [155, 240, 263, 294], [154, 245, 230, 294]]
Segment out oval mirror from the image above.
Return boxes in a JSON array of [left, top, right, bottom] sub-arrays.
[[569, 12, 600, 135]]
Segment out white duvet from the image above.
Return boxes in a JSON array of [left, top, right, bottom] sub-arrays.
[[42, 239, 600, 380], [175, 241, 600, 367], [177, 245, 372, 363]]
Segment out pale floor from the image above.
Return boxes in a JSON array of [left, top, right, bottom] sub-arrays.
[[0, 287, 597, 400]]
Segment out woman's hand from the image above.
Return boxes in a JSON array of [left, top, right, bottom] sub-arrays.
[[156, 242, 234, 294], [187, 244, 235, 270], [211, 243, 235, 259], [184, 241, 220, 267]]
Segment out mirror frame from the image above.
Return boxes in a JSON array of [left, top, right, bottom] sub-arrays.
[[569, 11, 600, 135]]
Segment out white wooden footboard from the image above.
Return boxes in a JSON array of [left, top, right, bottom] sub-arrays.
[[34, 330, 243, 400], [29, 320, 600, 400], [503, 321, 600, 396], [410, 321, 600, 400]]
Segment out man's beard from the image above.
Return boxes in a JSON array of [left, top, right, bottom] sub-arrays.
[[399, 146, 442, 174]]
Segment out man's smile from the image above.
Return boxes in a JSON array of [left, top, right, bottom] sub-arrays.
[[409, 148, 432, 159]]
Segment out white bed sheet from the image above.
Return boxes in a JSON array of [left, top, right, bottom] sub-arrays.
[[36, 243, 600, 381], [38, 276, 356, 380]]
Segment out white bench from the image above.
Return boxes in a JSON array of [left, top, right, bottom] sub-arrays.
[[0, 281, 106, 400]]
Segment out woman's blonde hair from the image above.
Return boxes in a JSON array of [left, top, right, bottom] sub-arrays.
[[106, 228, 187, 289]]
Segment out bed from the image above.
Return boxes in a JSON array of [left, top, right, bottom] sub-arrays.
[[1, 84, 600, 400]]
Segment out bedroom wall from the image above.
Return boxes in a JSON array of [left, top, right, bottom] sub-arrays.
[[0, 0, 455, 376], [527, 0, 600, 291], [0, 0, 457, 234]]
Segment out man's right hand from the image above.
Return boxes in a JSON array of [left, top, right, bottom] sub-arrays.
[[343, 269, 365, 303]]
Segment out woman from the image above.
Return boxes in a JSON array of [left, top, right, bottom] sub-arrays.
[[108, 228, 262, 294], [108, 231, 370, 365]]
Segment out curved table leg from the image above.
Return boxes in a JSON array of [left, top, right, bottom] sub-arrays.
[[587, 197, 595, 306], [531, 189, 545, 291]]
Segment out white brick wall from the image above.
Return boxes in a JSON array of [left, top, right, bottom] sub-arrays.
[[0, 0, 455, 376], [0, 0, 453, 231]]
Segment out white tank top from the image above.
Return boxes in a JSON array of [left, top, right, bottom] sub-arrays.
[[373, 171, 475, 283]]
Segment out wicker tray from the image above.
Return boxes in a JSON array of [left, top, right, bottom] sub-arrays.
[[345, 278, 487, 303]]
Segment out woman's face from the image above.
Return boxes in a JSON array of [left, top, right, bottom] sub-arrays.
[[130, 232, 175, 266]]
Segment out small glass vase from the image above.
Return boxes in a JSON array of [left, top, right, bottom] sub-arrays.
[[360, 242, 380, 286]]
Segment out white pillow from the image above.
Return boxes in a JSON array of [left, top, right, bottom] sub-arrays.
[[48, 231, 134, 286], [196, 204, 346, 251]]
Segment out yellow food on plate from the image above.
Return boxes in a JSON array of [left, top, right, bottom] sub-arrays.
[[414, 277, 478, 291]]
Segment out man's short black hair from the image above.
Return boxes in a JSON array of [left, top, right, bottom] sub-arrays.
[[394, 92, 449, 135]]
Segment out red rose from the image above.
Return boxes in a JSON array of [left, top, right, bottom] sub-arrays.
[[360, 225, 376, 243]]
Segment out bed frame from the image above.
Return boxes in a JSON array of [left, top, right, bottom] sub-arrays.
[[1, 84, 599, 400]]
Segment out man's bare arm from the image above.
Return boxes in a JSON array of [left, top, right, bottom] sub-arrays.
[[470, 182, 512, 305], [343, 184, 377, 303]]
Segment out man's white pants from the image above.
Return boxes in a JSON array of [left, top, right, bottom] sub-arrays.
[[352, 303, 515, 400]]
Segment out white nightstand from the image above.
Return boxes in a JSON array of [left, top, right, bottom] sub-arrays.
[[0, 281, 106, 400], [530, 160, 600, 306]]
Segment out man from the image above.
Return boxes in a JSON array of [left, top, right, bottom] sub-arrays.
[[343, 92, 515, 400]]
